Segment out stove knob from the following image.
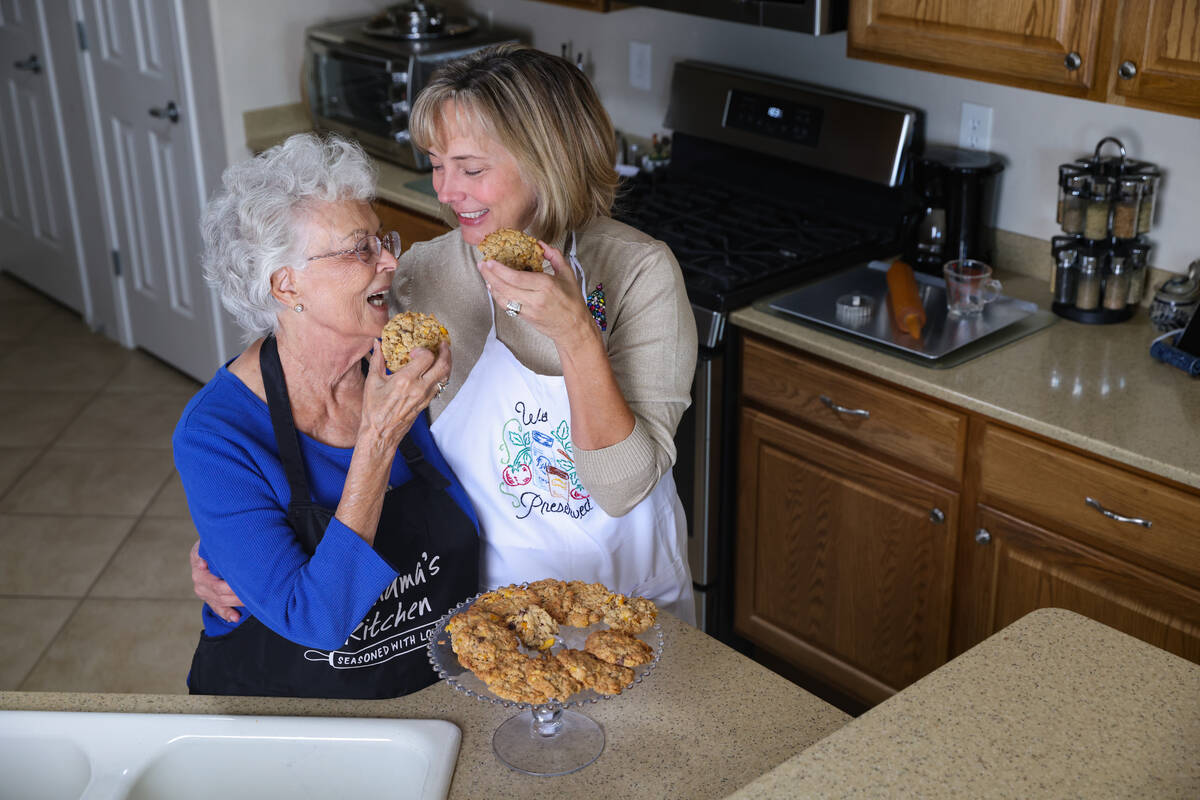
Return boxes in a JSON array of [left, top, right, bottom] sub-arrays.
[[835, 293, 875, 326]]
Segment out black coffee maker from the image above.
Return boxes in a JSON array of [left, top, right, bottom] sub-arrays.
[[904, 145, 1005, 274]]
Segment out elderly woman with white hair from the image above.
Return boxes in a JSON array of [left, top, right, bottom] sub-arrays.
[[173, 133, 479, 698]]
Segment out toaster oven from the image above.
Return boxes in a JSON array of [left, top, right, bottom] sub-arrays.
[[304, 12, 520, 171]]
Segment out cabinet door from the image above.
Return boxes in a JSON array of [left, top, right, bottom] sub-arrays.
[[1110, 0, 1200, 115], [848, 0, 1108, 97], [736, 407, 959, 705], [958, 506, 1200, 664], [374, 201, 450, 253]]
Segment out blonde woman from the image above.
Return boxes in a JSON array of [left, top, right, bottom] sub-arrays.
[[395, 44, 697, 621]]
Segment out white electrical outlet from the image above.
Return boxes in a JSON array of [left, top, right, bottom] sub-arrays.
[[959, 102, 993, 151], [629, 41, 652, 91]]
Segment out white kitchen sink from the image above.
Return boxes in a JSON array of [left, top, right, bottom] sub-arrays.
[[0, 711, 460, 800]]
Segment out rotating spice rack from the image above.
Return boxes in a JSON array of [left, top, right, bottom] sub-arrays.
[[1052, 137, 1161, 324]]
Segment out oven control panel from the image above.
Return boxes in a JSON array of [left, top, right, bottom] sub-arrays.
[[723, 88, 822, 147]]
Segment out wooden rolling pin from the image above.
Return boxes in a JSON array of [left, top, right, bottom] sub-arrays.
[[887, 259, 926, 339]]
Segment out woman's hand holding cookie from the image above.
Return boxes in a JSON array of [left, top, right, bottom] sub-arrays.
[[359, 340, 451, 450], [480, 241, 596, 350]]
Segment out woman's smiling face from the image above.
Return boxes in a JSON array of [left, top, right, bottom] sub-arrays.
[[427, 103, 539, 247]]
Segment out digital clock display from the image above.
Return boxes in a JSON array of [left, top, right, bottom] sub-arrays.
[[724, 89, 822, 147]]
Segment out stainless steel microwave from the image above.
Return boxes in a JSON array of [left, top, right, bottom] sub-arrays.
[[628, 0, 846, 34], [303, 15, 520, 171]]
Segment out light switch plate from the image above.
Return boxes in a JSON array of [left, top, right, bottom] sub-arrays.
[[629, 41, 652, 91]]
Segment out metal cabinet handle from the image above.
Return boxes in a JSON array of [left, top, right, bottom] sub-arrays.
[[1085, 496, 1152, 528], [1118, 60, 1138, 80], [149, 101, 179, 123], [819, 395, 870, 419], [1064, 51, 1082, 71], [929, 508, 945, 524], [975, 528, 991, 544], [13, 53, 41, 74]]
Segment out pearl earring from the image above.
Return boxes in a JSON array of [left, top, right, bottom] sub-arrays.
[[293, 304, 304, 313]]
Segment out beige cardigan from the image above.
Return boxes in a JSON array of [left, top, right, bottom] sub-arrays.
[[391, 216, 697, 516]]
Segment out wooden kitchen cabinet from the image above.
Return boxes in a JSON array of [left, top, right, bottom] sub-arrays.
[[374, 200, 450, 252], [736, 336, 962, 704], [956, 505, 1200, 663], [737, 334, 1200, 707], [848, 0, 1200, 117]]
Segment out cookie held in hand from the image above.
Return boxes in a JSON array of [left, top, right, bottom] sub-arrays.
[[380, 312, 450, 371], [478, 228, 544, 272]]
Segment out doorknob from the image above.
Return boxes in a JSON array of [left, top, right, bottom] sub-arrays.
[[13, 54, 41, 74], [149, 101, 180, 123]]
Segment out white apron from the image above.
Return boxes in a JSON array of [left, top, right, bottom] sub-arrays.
[[431, 235, 695, 624]]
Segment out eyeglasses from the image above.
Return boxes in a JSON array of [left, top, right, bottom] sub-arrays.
[[306, 231, 402, 266]]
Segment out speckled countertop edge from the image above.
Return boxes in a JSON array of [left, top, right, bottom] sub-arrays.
[[724, 608, 1200, 799]]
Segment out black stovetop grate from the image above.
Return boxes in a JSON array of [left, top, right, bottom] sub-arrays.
[[615, 176, 896, 310]]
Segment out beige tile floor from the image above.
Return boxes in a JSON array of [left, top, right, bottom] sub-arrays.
[[0, 272, 205, 694]]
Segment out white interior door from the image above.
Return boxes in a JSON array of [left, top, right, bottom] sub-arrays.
[[77, 0, 220, 380], [0, 0, 86, 311]]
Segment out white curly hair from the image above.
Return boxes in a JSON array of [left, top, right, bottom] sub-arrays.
[[201, 133, 377, 340]]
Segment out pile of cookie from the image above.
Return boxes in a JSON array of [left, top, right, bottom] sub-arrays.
[[445, 579, 658, 704]]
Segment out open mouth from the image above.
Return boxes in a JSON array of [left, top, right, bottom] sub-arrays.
[[458, 209, 487, 221], [367, 290, 389, 308]]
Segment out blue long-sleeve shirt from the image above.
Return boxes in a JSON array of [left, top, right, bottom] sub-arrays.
[[173, 365, 477, 650]]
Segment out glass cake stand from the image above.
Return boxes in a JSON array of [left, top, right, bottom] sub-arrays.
[[426, 591, 663, 777]]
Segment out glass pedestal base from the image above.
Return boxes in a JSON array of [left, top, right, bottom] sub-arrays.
[[492, 706, 605, 777]]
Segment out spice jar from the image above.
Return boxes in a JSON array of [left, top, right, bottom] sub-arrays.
[[1057, 164, 1085, 224], [1104, 254, 1130, 311], [1060, 173, 1089, 235], [1137, 171, 1159, 234], [1084, 179, 1112, 240], [1053, 247, 1079, 306], [1112, 177, 1142, 239], [1075, 250, 1102, 310], [1126, 241, 1151, 305]]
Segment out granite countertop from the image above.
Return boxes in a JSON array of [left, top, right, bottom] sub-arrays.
[[732, 273, 1200, 491], [727, 608, 1200, 799], [0, 614, 848, 800]]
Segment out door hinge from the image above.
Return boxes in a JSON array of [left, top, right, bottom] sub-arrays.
[[76, 20, 88, 52], [111, 249, 121, 276]]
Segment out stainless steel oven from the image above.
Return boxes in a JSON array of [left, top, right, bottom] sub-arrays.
[[614, 62, 918, 640], [304, 6, 520, 170]]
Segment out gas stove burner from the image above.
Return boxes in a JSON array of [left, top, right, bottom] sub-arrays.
[[363, 1, 476, 39]]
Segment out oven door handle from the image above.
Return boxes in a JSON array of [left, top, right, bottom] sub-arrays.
[[819, 395, 870, 419]]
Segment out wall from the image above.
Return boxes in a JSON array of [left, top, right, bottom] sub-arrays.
[[206, 0, 382, 166], [203, 0, 1200, 276]]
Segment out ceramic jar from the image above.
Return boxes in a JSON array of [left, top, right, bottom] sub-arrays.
[[1149, 261, 1200, 332]]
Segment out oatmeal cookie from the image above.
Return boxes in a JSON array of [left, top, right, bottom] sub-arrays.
[[479, 652, 549, 704], [380, 311, 450, 371], [602, 594, 659, 634], [478, 228, 544, 272], [473, 584, 542, 618], [527, 578, 573, 624], [505, 605, 559, 651], [563, 580, 614, 627], [524, 653, 583, 701], [554, 648, 635, 696], [585, 629, 655, 667], [449, 610, 520, 673]]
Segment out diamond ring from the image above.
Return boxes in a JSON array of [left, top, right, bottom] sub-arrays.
[[505, 299, 521, 317]]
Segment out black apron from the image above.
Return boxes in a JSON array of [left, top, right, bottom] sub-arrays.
[[188, 336, 478, 698]]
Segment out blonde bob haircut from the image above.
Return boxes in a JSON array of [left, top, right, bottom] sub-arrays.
[[410, 44, 618, 244]]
